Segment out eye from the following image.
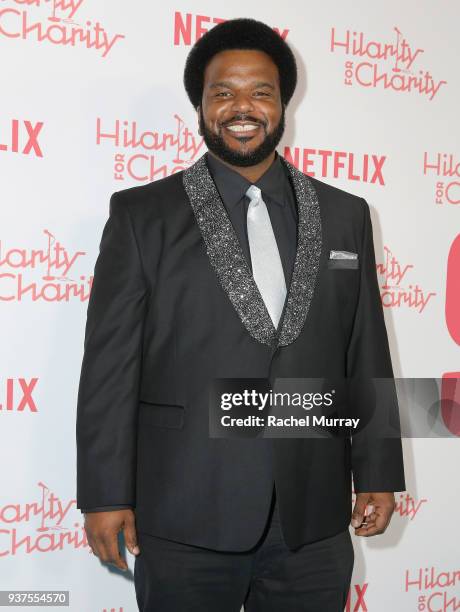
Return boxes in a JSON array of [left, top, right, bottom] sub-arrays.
[[254, 91, 270, 96], [215, 92, 231, 97]]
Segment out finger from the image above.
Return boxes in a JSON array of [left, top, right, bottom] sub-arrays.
[[90, 535, 107, 558], [123, 517, 140, 556], [351, 494, 369, 528], [84, 525, 100, 557], [354, 523, 383, 536], [354, 516, 377, 533], [98, 534, 128, 571], [362, 514, 377, 527], [359, 505, 376, 523], [355, 511, 389, 536], [86, 535, 102, 559]]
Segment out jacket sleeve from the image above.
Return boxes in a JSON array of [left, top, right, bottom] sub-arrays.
[[76, 192, 149, 509], [81, 505, 134, 513], [346, 198, 406, 493]]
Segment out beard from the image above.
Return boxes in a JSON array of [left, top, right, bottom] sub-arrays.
[[198, 105, 286, 167]]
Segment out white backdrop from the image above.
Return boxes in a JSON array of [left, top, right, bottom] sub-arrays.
[[1, 1, 459, 610]]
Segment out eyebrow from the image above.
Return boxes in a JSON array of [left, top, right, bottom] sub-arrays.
[[209, 80, 275, 90]]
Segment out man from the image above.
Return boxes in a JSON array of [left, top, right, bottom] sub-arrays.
[[76, 17, 406, 611]]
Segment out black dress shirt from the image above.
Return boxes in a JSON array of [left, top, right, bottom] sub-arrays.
[[205, 150, 298, 286], [81, 149, 299, 514]]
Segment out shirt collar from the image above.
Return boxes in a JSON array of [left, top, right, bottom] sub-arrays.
[[205, 150, 287, 209]]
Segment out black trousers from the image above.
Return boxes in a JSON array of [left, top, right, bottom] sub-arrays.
[[134, 487, 354, 611]]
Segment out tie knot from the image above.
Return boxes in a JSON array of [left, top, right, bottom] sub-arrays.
[[246, 185, 261, 202]]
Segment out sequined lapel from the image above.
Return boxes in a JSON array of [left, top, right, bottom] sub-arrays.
[[277, 156, 322, 345], [182, 153, 322, 347]]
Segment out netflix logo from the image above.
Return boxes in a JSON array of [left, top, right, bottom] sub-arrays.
[[173, 11, 289, 46], [0, 118, 44, 158], [0, 378, 38, 412], [345, 582, 368, 611], [284, 146, 386, 185]]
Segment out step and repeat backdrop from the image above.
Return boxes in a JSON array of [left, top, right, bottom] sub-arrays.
[[1, 1, 459, 611]]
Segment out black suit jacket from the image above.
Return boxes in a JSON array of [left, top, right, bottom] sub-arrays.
[[76, 151, 406, 551]]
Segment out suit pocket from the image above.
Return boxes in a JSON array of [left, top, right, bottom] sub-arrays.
[[138, 400, 185, 429], [328, 259, 359, 270]]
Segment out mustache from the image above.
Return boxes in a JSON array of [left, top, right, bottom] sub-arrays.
[[221, 117, 266, 128]]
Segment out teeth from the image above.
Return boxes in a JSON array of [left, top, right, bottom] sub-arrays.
[[226, 124, 259, 132]]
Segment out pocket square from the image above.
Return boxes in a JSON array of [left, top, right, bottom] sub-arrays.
[[328, 250, 359, 269], [329, 250, 358, 260]]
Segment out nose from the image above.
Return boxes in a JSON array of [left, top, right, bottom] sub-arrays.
[[230, 91, 255, 114]]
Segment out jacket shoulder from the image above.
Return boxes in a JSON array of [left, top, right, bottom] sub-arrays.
[[109, 170, 186, 219], [307, 174, 365, 211], [299, 172, 370, 235]]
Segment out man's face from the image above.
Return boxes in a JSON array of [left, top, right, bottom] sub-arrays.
[[198, 49, 285, 167]]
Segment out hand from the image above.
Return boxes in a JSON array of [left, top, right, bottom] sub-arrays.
[[351, 492, 396, 537], [84, 509, 140, 571]]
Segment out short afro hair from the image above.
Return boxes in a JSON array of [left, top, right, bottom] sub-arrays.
[[183, 17, 297, 110]]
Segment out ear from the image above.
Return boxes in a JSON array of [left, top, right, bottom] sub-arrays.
[[196, 105, 202, 136]]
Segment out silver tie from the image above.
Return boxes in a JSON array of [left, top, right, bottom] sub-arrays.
[[246, 184, 287, 328]]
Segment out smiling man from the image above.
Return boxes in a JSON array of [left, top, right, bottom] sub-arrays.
[[197, 47, 287, 172], [76, 17, 406, 612]]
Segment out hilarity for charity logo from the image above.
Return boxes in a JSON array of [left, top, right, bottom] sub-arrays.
[[405, 566, 460, 611], [376, 246, 436, 313], [96, 116, 205, 182], [0, 0, 125, 58], [330, 26, 447, 100], [0, 482, 86, 556], [0, 230, 92, 302], [424, 153, 460, 206]]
